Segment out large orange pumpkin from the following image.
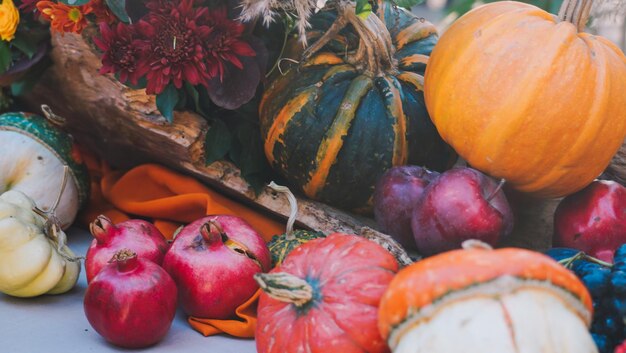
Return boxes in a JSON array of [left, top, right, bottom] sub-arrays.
[[424, 0, 626, 198]]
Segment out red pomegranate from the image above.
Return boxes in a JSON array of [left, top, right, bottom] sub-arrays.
[[162, 215, 271, 319], [86, 215, 169, 283], [83, 249, 177, 348]]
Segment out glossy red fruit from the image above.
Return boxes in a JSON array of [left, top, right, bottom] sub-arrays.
[[411, 167, 514, 256], [84, 249, 177, 348], [374, 166, 440, 251], [162, 215, 271, 319], [86, 215, 169, 283], [554, 180, 626, 263]]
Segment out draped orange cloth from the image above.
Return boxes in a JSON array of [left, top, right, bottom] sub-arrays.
[[79, 152, 283, 338]]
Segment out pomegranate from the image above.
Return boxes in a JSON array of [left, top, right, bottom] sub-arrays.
[[84, 249, 177, 348], [163, 215, 271, 319], [554, 180, 626, 263], [86, 215, 169, 283]]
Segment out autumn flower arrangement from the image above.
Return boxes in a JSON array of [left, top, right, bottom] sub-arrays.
[[34, 0, 298, 188], [0, 0, 51, 106]]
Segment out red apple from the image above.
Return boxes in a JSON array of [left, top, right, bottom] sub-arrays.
[[411, 168, 514, 256], [162, 215, 271, 319], [373, 166, 440, 250], [553, 180, 626, 263]]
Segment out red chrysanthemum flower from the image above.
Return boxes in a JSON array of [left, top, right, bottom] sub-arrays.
[[136, 0, 212, 94], [37, 1, 92, 34], [89, 0, 116, 25], [144, 0, 176, 15], [94, 22, 149, 86], [204, 7, 256, 82]]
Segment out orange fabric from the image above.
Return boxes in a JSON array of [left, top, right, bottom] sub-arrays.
[[189, 289, 261, 338], [79, 152, 284, 338]]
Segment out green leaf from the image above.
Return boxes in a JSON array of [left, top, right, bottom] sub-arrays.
[[204, 118, 233, 165], [233, 121, 274, 194], [58, 0, 91, 5], [11, 33, 38, 59], [10, 57, 51, 97], [184, 83, 206, 117], [393, 0, 425, 9], [105, 0, 130, 23], [356, 0, 373, 19], [156, 84, 179, 123], [0, 41, 12, 75]]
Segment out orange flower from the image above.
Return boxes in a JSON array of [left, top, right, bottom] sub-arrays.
[[36, 1, 91, 34]]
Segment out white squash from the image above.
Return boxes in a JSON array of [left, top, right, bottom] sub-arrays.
[[0, 190, 81, 297], [0, 111, 89, 229], [379, 242, 597, 353]]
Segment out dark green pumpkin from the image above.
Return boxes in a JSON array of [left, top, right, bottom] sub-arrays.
[[260, 2, 455, 211], [268, 229, 325, 267]]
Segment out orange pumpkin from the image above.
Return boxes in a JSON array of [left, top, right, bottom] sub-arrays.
[[424, 0, 626, 198], [378, 241, 595, 352]]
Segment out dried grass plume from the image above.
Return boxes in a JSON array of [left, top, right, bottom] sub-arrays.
[[239, 0, 328, 44]]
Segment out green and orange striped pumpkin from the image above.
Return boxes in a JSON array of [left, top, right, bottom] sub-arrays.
[[260, 2, 455, 211]]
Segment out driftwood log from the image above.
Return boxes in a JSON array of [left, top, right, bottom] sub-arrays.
[[21, 31, 605, 259], [21, 33, 413, 265]]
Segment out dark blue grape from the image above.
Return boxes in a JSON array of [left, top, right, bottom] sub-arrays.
[[614, 244, 626, 263], [612, 271, 626, 294], [573, 261, 602, 274], [600, 314, 622, 336], [592, 333, 612, 353], [581, 267, 611, 298], [612, 297, 626, 317], [545, 248, 581, 262], [614, 261, 626, 273]]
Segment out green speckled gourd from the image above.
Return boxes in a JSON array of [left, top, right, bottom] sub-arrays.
[[260, 1, 455, 211], [267, 182, 325, 267]]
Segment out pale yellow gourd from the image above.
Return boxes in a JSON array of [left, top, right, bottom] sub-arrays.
[[0, 190, 81, 297]]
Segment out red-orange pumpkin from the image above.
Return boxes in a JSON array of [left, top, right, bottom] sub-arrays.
[[255, 233, 398, 353], [424, 0, 626, 198]]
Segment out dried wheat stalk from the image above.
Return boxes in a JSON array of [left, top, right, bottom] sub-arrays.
[[239, 0, 329, 44]]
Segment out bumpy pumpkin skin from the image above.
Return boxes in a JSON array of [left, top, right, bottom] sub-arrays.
[[260, 3, 454, 210], [257, 234, 398, 353], [424, 2, 626, 198], [267, 229, 325, 266]]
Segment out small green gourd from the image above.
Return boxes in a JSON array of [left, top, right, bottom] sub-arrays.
[[267, 182, 325, 267]]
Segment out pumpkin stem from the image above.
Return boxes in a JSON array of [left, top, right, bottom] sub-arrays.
[[50, 165, 69, 216], [268, 182, 298, 240], [301, 14, 349, 62], [462, 239, 493, 250], [40, 105, 66, 127], [302, 0, 396, 75], [558, 0, 594, 32], [486, 178, 506, 202], [254, 272, 314, 307], [342, 2, 397, 75]]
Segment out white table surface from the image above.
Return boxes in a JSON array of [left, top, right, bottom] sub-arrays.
[[0, 227, 257, 353]]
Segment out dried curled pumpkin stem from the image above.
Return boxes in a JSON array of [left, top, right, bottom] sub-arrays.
[[254, 272, 314, 307], [300, 0, 397, 75], [558, 0, 594, 32], [40, 105, 66, 127], [268, 182, 299, 240]]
